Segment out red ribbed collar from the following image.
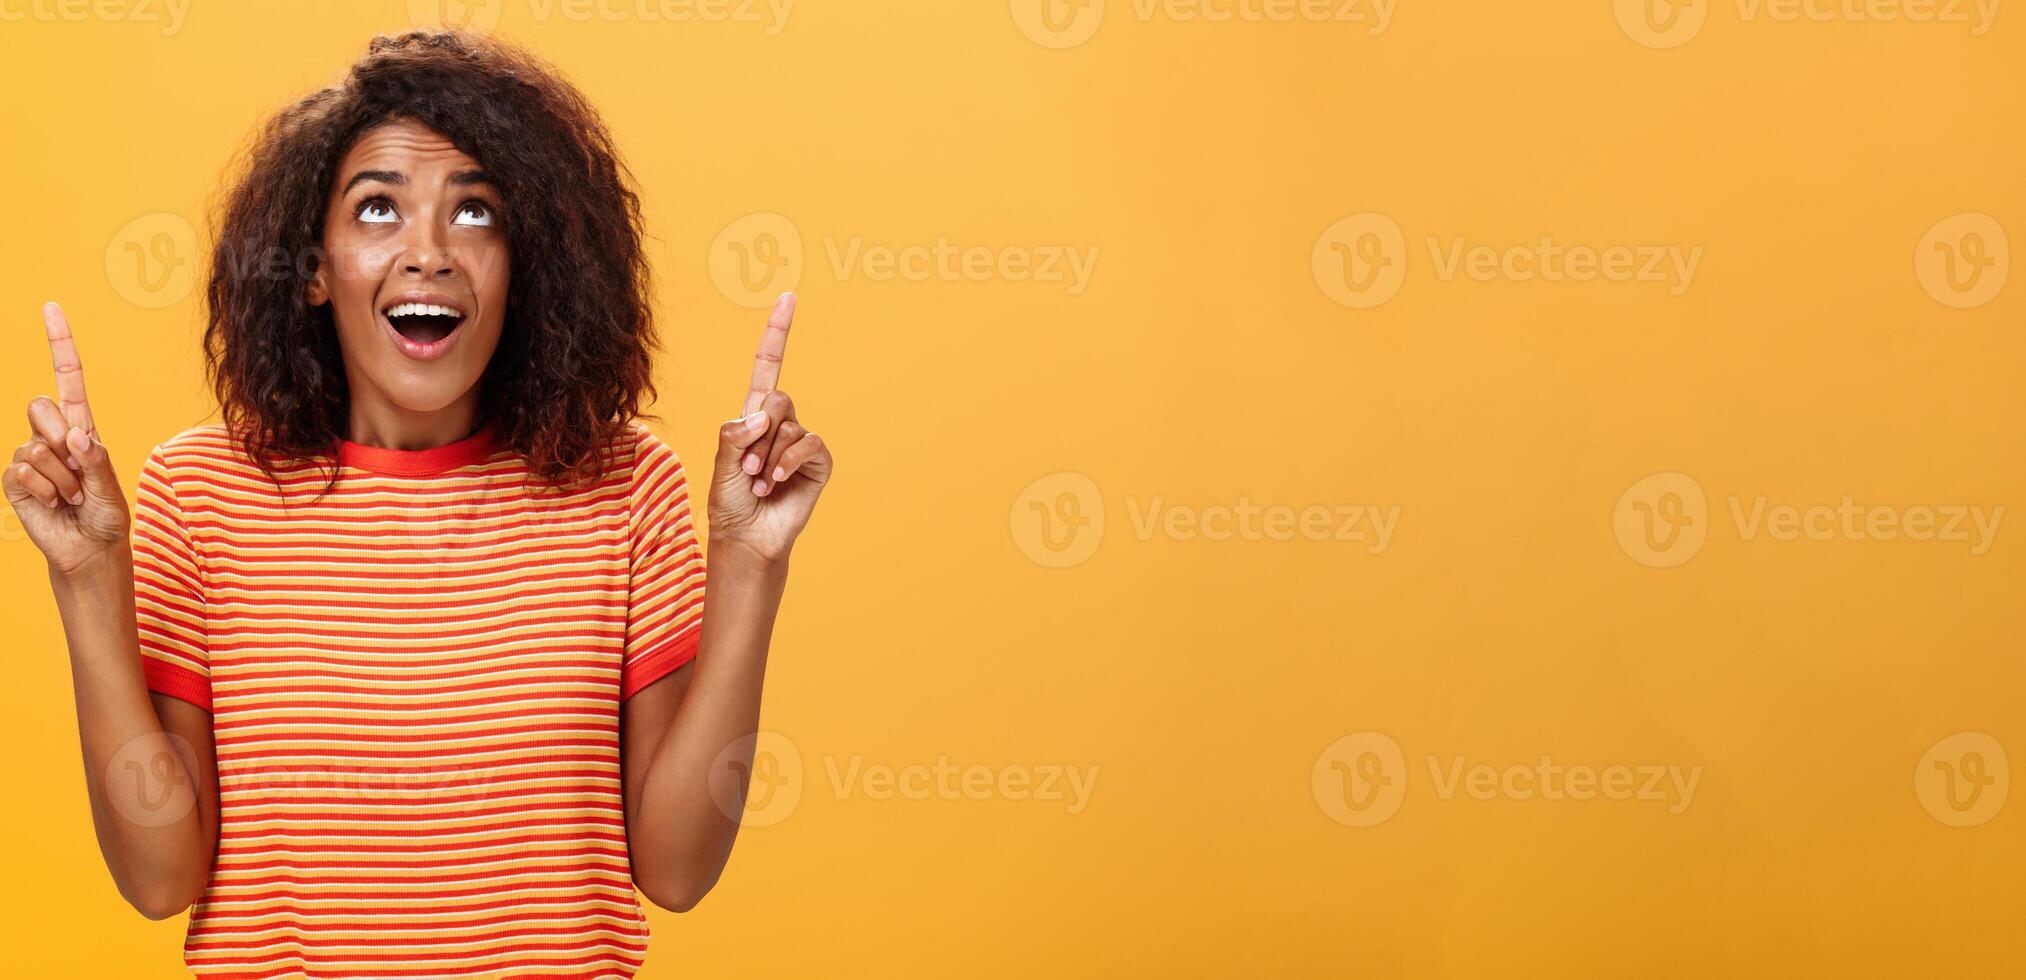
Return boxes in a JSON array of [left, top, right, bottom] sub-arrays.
[[337, 421, 499, 476]]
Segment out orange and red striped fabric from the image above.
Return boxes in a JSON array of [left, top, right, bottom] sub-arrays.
[[130, 419, 706, 978]]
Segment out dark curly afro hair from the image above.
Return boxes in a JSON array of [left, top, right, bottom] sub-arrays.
[[205, 29, 658, 490]]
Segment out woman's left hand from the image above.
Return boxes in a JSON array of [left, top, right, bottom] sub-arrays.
[[708, 293, 832, 566]]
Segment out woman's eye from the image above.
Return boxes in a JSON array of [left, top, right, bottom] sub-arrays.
[[453, 202, 494, 227], [358, 200, 398, 224]]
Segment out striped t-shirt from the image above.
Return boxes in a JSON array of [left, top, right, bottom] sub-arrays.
[[131, 419, 707, 978]]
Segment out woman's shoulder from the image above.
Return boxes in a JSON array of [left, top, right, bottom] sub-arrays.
[[612, 418, 684, 467], [143, 422, 323, 482], [145, 422, 249, 468], [608, 418, 695, 499]]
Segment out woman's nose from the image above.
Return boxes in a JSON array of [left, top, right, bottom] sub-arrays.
[[401, 250, 454, 278], [399, 226, 456, 278]]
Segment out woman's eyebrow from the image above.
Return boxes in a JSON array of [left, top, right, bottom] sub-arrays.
[[339, 169, 492, 194], [342, 169, 403, 193]]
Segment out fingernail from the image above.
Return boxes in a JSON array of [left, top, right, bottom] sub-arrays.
[[743, 412, 767, 431], [66, 455, 80, 471], [67, 427, 89, 454], [772, 467, 786, 482], [752, 478, 768, 496], [743, 453, 761, 475], [68, 492, 84, 506]]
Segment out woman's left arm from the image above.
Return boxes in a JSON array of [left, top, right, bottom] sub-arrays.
[[621, 294, 832, 912]]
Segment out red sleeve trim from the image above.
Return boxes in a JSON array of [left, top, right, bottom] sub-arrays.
[[143, 659, 213, 713], [619, 622, 702, 701]]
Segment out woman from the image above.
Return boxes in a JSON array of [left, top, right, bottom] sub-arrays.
[[4, 30, 830, 977]]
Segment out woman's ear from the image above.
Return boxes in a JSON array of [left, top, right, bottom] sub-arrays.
[[306, 270, 328, 306]]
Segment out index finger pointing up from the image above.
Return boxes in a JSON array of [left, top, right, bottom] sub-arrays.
[[742, 293, 796, 418], [43, 302, 96, 436]]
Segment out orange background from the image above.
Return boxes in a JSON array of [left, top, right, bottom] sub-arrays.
[[1, 0, 2022, 976]]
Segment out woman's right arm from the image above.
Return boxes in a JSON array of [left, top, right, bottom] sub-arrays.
[[51, 552, 219, 919], [5, 303, 218, 919]]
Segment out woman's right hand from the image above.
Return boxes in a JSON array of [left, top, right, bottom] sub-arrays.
[[3, 302, 129, 579]]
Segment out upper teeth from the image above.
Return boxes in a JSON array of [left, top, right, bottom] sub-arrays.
[[385, 303, 464, 318]]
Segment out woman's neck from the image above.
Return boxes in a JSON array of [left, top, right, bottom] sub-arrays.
[[344, 391, 483, 451]]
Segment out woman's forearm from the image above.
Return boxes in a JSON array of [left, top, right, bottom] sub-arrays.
[[52, 547, 217, 919], [625, 293, 832, 910], [627, 545, 786, 911]]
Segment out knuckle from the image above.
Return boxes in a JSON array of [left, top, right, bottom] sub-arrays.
[[24, 441, 53, 464], [764, 390, 793, 413]]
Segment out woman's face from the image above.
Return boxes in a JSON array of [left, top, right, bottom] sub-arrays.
[[308, 117, 509, 421]]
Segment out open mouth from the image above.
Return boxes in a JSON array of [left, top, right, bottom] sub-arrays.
[[381, 301, 467, 345]]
